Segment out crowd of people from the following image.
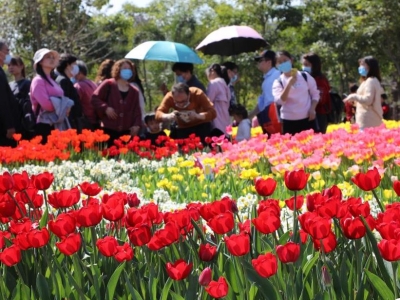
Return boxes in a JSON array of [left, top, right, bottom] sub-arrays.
[[0, 38, 390, 148]]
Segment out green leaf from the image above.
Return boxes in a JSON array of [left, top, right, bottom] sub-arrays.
[[106, 262, 126, 300], [39, 208, 48, 228], [161, 278, 173, 300], [36, 273, 51, 300], [302, 252, 320, 278], [365, 269, 394, 300], [124, 272, 144, 300]]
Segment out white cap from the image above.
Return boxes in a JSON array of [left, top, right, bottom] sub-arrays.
[[33, 48, 59, 69]]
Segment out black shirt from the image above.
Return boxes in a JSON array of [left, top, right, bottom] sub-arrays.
[[186, 75, 206, 93]]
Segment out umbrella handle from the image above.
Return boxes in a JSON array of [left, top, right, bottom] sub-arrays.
[[143, 61, 152, 110]]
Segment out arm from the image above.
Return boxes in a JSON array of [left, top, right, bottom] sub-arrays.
[[306, 74, 319, 120], [155, 93, 176, 122], [30, 78, 55, 112], [351, 79, 375, 105], [206, 82, 217, 103]]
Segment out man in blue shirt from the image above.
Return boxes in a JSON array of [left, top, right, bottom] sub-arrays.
[[249, 50, 281, 135], [161, 63, 206, 95]]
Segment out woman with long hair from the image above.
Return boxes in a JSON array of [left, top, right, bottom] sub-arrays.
[[343, 56, 383, 129], [302, 52, 331, 133], [95, 59, 115, 85], [205, 63, 231, 135]]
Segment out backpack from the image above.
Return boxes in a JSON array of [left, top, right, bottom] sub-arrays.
[[13, 80, 37, 132]]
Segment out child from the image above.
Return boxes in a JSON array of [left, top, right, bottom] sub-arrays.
[[140, 113, 166, 145], [229, 104, 251, 142]]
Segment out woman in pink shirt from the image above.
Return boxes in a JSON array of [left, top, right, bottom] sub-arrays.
[[30, 48, 64, 143], [206, 64, 231, 135]]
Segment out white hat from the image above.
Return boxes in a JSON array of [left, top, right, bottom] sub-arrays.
[[33, 48, 59, 69]]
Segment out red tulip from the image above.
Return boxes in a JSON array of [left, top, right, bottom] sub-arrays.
[[32, 172, 54, 190], [0, 244, 21, 266], [340, 216, 366, 239], [316, 197, 340, 219], [128, 223, 152, 246], [252, 210, 281, 234], [48, 187, 81, 209], [13, 232, 31, 250], [207, 212, 234, 235], [56, 233, 81, 255], [285, 195, 304, 211], [199, 267, 212, 286], [276, 242, 300, 263], [205, 277, 229, 298], [48, 213, 76, 238], [313, 231, 337, 253], [239, 219, 251, 234], [75, 203, 103, 227], [12, 171, 30, 192], [0, 193, 16, 218], [254, 177, 277, 196], [322, 185, 342, 200], [298, 212, 331, 240], [252, 253, 278, 278], [147, 222, 180, 251], [164, 209, 191, 230], [198, 243, 217, 262], [27, 228, 50, 248], [257, 199, 280, 215], [166, 259, 193, 280], [378, 239, 400, 261], [127, 193, 140, 208], [351, 167, 381, 191], [96, 236, 118, 257], [79, 182, 102, 196], [102, 194, 125, 221], [114, 243, 134, 262], [284, 169, 309, 191], [394, 181, 400, 197], [306, 193, 326, 212], [224, 233, 250, 256], [15, 187, 43, 208], [0, 172, 14, 193]]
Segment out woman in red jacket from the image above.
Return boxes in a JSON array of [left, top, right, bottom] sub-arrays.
[[302, 53, 331, 133], [91, 59, 142, 147]]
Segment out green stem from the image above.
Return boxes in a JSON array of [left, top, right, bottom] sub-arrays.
[[372, 189, 385, 212], [393, 263, 398, 299], [292, 191, 298, 243]]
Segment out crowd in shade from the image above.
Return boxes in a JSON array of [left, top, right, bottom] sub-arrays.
[[0, 38, 389, 148]]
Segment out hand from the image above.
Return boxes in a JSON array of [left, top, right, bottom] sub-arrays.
[[130, 126, 140, 136], [105, 107, 118, 120], [288, 75, 297, 87], [186, 111, 201, 121], [308, 109, 316, 121], [165, 112, 177, 121], [343, 93, 355, 103], [6, 128, 15, 139]]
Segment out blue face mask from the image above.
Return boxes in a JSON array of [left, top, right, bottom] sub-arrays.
[[176, 75, 186, 83], [70, 77, 76, 84], [4, 54, 11, 65], [230, 74, 238, 84], [358, 66, 368, 77], [71, 64, 79, 76], [302, 66, 312, 73], [120, 69, 133, 80], [277, 60, 292, 73]]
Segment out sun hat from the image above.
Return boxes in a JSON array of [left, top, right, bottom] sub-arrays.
[[33, 48, 60, 69]]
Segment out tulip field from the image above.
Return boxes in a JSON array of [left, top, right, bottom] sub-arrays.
[[1, 122, 400, 299]]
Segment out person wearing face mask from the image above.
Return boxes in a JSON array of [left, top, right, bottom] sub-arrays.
[[160, 63, 206, 95], [91, 59, 142, 147], [0, 39, 20, 146], [249, 50, 281, 136], [343, 56, 383, 129], [221, 62, 239, 107], [272, 50, 320, 135], [155, 83, 216, 144], [302, 52, 331, 133], [55, 53, 87, 131]]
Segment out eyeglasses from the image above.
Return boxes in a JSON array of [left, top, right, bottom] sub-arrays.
[[44, 56, 56, 60], [174, 96, 190, 108]]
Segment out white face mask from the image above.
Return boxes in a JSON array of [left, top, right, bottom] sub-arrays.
[[4, 54, 11, 65]]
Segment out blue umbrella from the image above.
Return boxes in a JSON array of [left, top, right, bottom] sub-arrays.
[[125, 41, 203, 64]]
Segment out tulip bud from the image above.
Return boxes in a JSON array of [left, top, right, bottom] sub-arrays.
[[127, 193, 140, 208], [199, 267, 212, 286], [321, 265, 332, 288]]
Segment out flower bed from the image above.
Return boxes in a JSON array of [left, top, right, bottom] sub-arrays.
[[0, 122, 400, 299]]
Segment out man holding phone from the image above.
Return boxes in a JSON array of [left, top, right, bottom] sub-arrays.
[[156, 83, 216, 143]]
